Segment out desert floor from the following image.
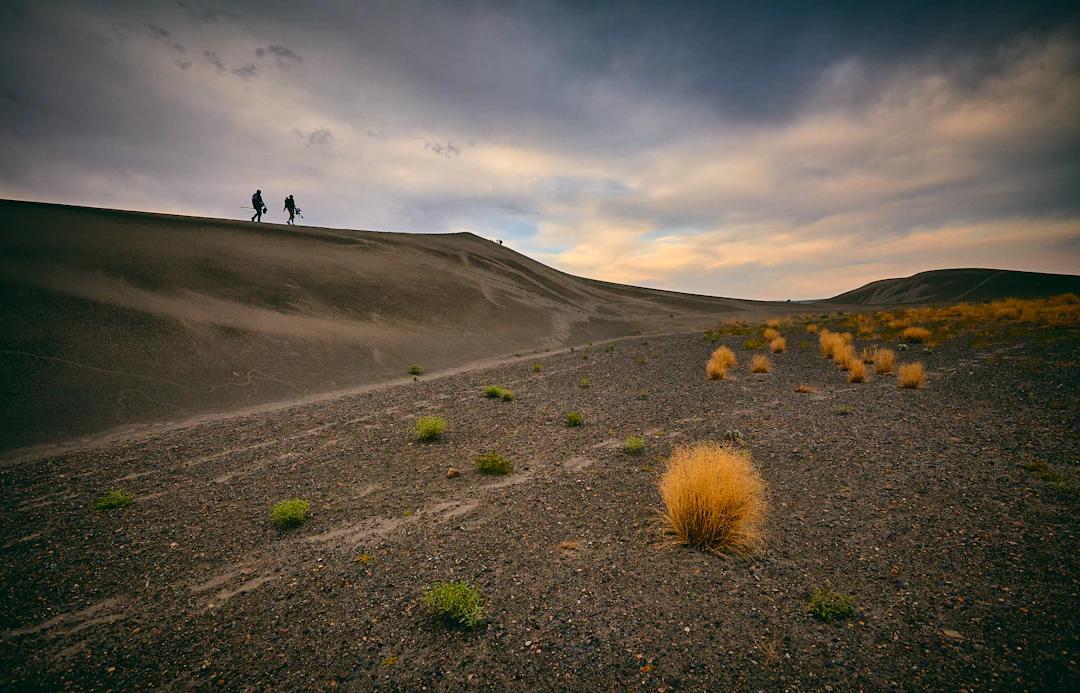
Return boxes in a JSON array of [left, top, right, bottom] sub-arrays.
[[1, 322, 1077, 690]]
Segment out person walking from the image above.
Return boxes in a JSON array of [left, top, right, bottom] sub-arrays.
[[250, 189, 266, 222], [283, 194, 297, 225]]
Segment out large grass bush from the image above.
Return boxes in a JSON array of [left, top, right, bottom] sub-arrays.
[[706, 346, 737, 380], [658, 442, 765, 556]]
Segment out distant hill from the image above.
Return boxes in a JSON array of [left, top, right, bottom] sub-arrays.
[[829, 268, 1080, 305], [0, 199, 814, 451]]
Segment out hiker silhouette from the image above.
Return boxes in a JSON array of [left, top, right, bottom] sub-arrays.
[[284, 195, 297, 225], [251, 190, 266, 222]]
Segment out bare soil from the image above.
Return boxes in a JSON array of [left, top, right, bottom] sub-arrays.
[[1, 325, 1077, 691]]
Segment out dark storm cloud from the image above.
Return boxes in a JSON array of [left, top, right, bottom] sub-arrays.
[[0, 0, 1077, 297]]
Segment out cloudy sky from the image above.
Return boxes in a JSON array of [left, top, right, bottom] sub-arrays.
[[2, 1, 1078, 299]]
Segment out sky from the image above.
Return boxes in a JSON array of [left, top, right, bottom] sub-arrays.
[[1, 1, 1079, 300]]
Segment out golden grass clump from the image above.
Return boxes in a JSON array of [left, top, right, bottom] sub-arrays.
[[750, 354, 771, 373], [806, 323, 818, 333], [873, 348, 895, 374], [762, 327, 780, 341], [769, 337, 786, 353], [847, 359, 866, 383], [901, 326, 931, 343], [834, 344, 856, 370], [818, 330, 840, 358], [765, 318, 781, 329], [658, 442, 765, 556], [898, 361, 926, 388], [860, 346, 876, 363], [794, 383, 815, 393], [706, 346, 737, 380]]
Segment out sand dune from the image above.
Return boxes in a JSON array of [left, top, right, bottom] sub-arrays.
[[830, 267, 1079, 305], [0, 199, 806, 452]]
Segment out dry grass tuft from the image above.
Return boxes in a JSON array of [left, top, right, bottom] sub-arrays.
[[658, 443, 765, 556], [794, 383, 815, 393], [806, 323, 818, 334], [834, 344, 856, 370], [873, 348, 895, 374], [706, 346, 737, 380], [765, 318, 781, 329], [898, 362, 926, 388], [750, 354, 771, 373], [901, 326, 931, 343], [847, 359, 866, 382], [762, 327, 781, 341], [860, 346, 876, 363], [769, 337, 786, 353]]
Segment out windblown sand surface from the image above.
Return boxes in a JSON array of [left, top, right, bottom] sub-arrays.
[[0, 199, 806, 453], [1, 324, 1076, 690]]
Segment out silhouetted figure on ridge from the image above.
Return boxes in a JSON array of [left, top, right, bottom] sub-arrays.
[[284, 195, 297, 225], [251, 190, 266, 222]]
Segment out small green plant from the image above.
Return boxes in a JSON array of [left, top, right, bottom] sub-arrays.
[[724, 430, 748, 446], [1025, 460, 1068, 488], [94, 489, 133, 510], [483, 385, 513, 401], [422, 582, 485, 629], [408, 364, 422, 375], [624, 436, 645, 454], [833, 405, 853, 416], [416, 416, 448, 441], [605, 344, 615, 352], [531, 363, 543, 372], [742, 338, 764, 350], [564, 411, 583, 427], [807, 587, 856, 622], [475, 452, 513, 475], [579, 377, 591, 388], [637, 389, 649, 400], [271, 498, 310, 529], [637, 355, 647, 364]]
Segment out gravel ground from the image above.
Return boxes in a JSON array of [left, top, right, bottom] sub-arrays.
[[1, 324, 1077, 691]]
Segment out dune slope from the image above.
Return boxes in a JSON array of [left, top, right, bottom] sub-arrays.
[[0, 199, 785, 451]]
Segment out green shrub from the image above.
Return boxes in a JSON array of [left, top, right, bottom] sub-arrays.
[[271, 498, 310, 529], [475, 452, 512, 475], [833, 405, 853, 416], [423, 581, 485, 629], [579, 377, 591, 388], [742, 338, 764, 350], [408, 364, 422, 375], [416, 416, 448, 441], [807, 587, 856, 622], [624, 436, 645, 454], [94, 489, 133, 510], [564, 411, 583, 427], [531, 363, 543, 372], [483, 385, 514, 401], [637, 389, 649, 400]]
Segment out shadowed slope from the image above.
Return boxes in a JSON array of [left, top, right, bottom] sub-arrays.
[[830, 268, 1080, 305], [0, 199, 791, 451]]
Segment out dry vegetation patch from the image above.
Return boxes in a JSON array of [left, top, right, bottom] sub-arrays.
[[750, 354, 772, 373], [658, 443, 765, 556], [874, 348, 895, 374], [770, 337, 786, 353], [898, 362, 926, 388], [706, 346, 737, 380]]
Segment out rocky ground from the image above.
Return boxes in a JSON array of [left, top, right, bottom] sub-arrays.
[[1, 322, 1077, 691]]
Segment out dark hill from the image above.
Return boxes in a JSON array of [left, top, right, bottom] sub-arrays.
[[829, 268, 1079, 305]]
